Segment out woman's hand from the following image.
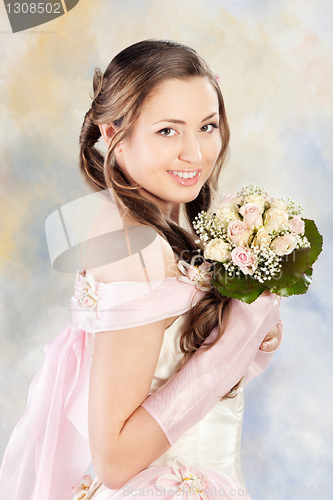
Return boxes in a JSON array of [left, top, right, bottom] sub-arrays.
[[259, 323, 281, 352]]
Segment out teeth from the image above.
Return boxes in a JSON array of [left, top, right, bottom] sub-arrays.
[[169, 170, 198, 179]]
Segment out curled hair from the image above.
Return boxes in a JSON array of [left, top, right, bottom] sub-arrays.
[[79, 39, 241, 399]]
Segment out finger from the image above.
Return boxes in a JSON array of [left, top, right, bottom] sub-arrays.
[[262, 324, 280, 342], [260, 335, 279, 352]]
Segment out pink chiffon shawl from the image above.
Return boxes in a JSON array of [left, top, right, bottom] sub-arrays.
[[0, 270, 205, 500]]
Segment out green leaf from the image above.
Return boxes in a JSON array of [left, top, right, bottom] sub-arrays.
[[213, 263, 265, 295], [269, 247, 311, 293], [211, 278, 266, 303], [303, 218, 323, 267], [274, 267, 313, 297]]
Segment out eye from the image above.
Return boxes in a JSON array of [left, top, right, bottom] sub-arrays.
[[159, 128, 177, 137], [200, 123, 218, 133]]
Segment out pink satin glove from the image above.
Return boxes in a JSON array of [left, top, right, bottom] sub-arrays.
[[245, 319, 283, 385], [141, 293, 281, 446]]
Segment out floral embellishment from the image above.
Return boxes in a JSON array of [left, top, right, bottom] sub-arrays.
[[72, 475, 103, 500], [77, 268, 99, 323], [72, 475, 93, 498], [156, 456, 209, 500], [177, 255, 213, 291]]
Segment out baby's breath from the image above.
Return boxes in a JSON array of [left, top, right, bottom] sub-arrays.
[[286, 198, 304, 216], [237, 183, 268, 198], [296, 234, 310, 249], [193, 211, 226, 242], [251, 245, 282, 283]]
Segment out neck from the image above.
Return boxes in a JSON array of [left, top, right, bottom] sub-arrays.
[[138, 187, 181, 226]]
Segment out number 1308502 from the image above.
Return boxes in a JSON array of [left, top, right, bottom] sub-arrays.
[[6, 3, 61, 14]]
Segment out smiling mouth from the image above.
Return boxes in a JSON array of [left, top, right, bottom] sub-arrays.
[[167, 169, 199, 179], [167, 169, 202, 186]]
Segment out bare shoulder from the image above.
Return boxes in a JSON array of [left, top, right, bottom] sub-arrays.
[[85, 208, 180, 283], [156, 232, 181, 279]]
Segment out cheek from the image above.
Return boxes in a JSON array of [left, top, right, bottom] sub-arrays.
[[204, 136, 222, 164], [213, 136, 223, 160], [131, 135, 159, 163], [120, 137, 148, 176]]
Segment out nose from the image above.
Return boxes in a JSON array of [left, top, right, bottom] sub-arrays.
[[178, 133, 202, 164]]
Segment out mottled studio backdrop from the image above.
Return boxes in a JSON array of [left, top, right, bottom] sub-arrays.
[[0, 0, 332, 498]]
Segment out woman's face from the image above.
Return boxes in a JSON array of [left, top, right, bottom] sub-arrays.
[[115, 77, 222, 218]]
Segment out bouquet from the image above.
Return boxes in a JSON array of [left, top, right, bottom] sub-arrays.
[[191, 184, 323, 303]]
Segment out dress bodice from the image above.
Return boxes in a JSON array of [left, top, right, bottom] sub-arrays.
[[86, 309, 246, 489], [146, 312, 246, 488]]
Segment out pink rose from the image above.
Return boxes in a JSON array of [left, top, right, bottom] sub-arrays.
[[221, 193, 238, 203], [239, 203, 263, 230], [287, 216, 305, 235], [227, 220, 248, 244], [270, 234, 298, 256], [231, 246, 256, 275]]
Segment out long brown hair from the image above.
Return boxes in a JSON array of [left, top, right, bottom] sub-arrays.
[[79, 39, 241, 399]]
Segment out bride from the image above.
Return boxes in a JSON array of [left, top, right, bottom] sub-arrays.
[[0, 39, 282, 500]]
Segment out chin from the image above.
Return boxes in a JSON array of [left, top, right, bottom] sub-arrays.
[[180, 186, 204, 203], [171, 193, 201, 205]]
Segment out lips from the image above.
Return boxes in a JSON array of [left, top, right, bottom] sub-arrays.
[[167, 169, 202, 186]]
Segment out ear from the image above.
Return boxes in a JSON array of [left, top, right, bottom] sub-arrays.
[[99, 122, 123, 152]]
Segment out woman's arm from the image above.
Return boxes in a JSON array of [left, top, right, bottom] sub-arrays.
[[87, 223, 179, 489], [89, 319, 172, 490]]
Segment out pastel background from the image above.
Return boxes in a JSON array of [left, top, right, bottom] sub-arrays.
[[0, 0, 332, 497]]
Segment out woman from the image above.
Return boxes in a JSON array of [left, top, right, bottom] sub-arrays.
[[0, 39, 281, 500]]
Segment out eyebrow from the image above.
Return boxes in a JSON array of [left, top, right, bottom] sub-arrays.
[[153, 112, 219, 125]]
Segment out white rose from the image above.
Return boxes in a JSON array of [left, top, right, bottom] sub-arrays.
[[252, 227, 271, 247], [204, 238, 231, 263], [243, 194, 266, 210], [270, 199, 288, 211], [216, 202, 239, 223], [264, 208, 289, 232], [238, 230, 251, 247], [270, 234, 298, 256]]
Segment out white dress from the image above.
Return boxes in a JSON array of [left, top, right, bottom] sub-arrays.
[[147, 312, 245, 487], [86, 308, 272, 500]]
